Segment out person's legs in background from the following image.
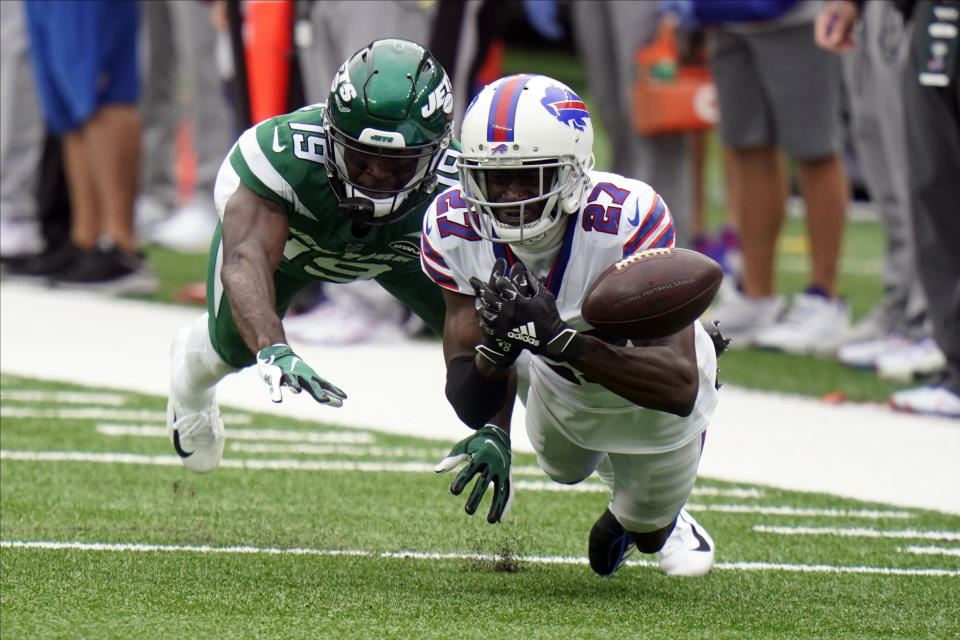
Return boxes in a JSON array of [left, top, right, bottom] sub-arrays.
[[889, 0, 960, 418], [147, 0, 233, 252], [834, 1, 943, 382], [708, 22, 850, 353], [25, 0, 155, 294], [0, 0, 43, 261], [571, 0, 693, 247]]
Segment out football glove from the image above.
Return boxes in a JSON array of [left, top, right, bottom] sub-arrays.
[[435, 424, 513, 524], [475, 260, 584, 362], [470, 259, 522, 369], [256, 344, 347, 407]]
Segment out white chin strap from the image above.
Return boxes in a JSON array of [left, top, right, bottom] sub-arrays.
[[346, 185, 409, 218]]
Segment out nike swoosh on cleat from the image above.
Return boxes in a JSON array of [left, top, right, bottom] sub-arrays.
[[272, 126, 287, 153], [172, 430, 194, 458], [689, 523, 711, 552]]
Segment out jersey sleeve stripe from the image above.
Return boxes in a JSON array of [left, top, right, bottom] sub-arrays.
[[421, 256, 459, 291], [237, 126, 318, 221], [420, 235, 448, 270], [623, 194, 669, 255]]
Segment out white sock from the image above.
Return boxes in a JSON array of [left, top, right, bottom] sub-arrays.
[[169, 313, 236, 413]]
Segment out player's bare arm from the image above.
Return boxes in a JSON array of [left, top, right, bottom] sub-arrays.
[[219, 181, 290, 353], [567, 326, 699, 416], [477, 259, 699, 416]]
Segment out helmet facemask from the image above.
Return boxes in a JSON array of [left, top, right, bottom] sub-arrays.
[[460, 155, 589, 248], [324, 116, 450, 225]]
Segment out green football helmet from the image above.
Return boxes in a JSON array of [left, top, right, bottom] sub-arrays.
[[323, 38, 453, 225]]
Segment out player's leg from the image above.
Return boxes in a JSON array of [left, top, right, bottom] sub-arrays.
[[603, 433, 713, 577], [524, 385, 607, 485], [525, 387, 625, 574]]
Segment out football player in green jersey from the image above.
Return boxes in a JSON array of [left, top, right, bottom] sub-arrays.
[[166, 38, 459, 474]]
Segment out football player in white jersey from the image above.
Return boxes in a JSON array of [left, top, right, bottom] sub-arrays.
[[421, 74, 722, 577]]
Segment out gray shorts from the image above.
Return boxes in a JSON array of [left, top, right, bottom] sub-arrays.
[[708, 21, 844, 160]]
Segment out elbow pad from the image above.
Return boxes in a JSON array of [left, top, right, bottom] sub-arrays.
[[445, 356, 509, 429]]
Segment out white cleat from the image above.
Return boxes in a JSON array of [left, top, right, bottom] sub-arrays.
[[166, 396, 225, 474], [752, 292, 850, 356], [656, 509, 715, 577], [703, 279, 785, 349]]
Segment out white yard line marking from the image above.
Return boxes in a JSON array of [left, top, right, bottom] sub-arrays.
[[1, 407, 252, 424], [3, 540, 955, 576], [901, 545, 960, 557], [703, 505, 912, 519], [0, 390, 129, 405], [0, 451, 914, 513], [755, 525, 960, 540], [96, 424, 374, 444], [0, 449, 542, 476], [229, 442, 452, 458], [513, 480, 764, 499]]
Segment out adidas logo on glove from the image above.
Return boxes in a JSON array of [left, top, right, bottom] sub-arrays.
[[507, 322, 540, 347]]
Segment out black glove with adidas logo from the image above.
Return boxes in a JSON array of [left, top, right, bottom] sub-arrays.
[[470, 259, 523, 369], [470, 259, 585, 364]]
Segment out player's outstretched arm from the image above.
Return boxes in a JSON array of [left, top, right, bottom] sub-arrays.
[[441, 287, 516, 430], [220, 181, 290, 352], [570, 326, 700, 417], [220, 182, 347, 407], [437, 288, 516, 524], [483, 261, 699, 416]]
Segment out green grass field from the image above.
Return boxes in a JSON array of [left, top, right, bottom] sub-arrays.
[[1, 375, 957, 639]]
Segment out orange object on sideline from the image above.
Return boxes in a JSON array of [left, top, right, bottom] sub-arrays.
[[244, 0, 294, 123], [632, 20, 717, 136]]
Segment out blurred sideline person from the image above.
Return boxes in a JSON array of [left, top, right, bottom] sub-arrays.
[[0, 0, 43, 260], [166, 39, 461, 473], [281, 0, 440, 344], [830, 0, 943, 381], [23, 0, 155, 295], [700, 0, 852, 354], [570, 0, 695, 248], [423, 74, 722, 577], [816, 0, 960, 418], [137, 0, 234, 252]]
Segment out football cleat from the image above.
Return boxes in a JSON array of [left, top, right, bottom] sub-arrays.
[[166, 396, 225, 474], [656, 509, 715, 577], [588, 508, 637, 577]]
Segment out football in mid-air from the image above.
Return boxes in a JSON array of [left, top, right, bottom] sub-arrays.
[[581, 248, 723, 339]]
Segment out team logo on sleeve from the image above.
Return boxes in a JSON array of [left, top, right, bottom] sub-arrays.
[[540, 86, 590, 132]]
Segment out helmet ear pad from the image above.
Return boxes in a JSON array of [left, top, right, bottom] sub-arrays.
[[323, 38, 453, 225], [457, 74, 595, 247]]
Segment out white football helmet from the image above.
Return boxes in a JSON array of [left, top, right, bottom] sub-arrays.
[[458, 74, 595, 248]]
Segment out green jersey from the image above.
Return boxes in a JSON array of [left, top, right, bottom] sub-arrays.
[[217, 103, 460, 337]]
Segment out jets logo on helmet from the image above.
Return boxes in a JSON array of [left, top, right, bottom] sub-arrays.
[[540, 86, 590, 132], [421, 75, 453, 118]]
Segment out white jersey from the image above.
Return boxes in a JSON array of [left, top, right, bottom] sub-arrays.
[[420, 170, 719, 454]]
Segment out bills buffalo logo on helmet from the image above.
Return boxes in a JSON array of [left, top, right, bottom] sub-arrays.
[[491, 143, 508, 154], [540, 86, 589, 132]]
